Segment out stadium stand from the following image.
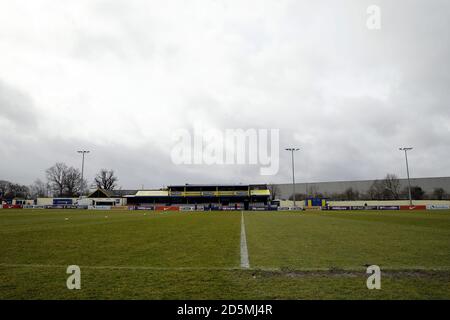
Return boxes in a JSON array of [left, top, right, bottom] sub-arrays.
[[125, 184, 272, 210]]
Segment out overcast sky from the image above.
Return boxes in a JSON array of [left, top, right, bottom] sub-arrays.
[[1, 0, 449, 189]]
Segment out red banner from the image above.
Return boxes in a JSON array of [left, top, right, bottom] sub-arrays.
[[155, 206, 179, 211], [2, 204, 23, 209], [400, 205, 426, 210]]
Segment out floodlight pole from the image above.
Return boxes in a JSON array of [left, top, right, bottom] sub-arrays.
[[285, 148, 300, 207], [399, 147, 413, 206], [77, 150, 90, 196]]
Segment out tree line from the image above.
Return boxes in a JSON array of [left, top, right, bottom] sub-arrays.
[[275, 174, 448, 201], [0, 163, 119, 199]]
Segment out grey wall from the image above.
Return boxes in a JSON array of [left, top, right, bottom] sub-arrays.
[[274, 177, 450, 200]]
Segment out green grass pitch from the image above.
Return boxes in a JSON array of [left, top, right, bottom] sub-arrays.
[[0, 209, 449, 299]]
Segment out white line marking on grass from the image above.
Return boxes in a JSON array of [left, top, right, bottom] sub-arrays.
[[240, 211, 250, 269]]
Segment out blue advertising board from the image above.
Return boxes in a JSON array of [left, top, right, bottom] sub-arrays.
[[53, 198, 73, 205]]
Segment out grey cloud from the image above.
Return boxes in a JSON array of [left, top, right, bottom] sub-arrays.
[[0, 0, 449, 188], [0, 80, 37, 130]]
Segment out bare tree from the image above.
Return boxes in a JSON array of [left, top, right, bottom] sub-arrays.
[[46, 163, 82, 196], [64, 167, 82, 196], [94, 169, 118, 190], [367, 175, 400, 200], [382, 174, 401, 200], [29, 179, 49, 198], [46, 163, 68, 196], [368, 180, 385, 200], [4, 183, 30, 199], [0, 180, 10, 198]]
